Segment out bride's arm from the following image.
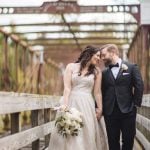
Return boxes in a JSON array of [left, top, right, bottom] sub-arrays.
[[62, 63, 72, 108], [94, 68, 102, 118]]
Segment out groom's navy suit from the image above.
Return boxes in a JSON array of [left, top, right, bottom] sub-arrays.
[[102, 60, 144, 150]]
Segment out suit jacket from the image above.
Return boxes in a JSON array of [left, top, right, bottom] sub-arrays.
[[102, 60, 144, 116]]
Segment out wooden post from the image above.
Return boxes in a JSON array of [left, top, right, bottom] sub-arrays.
[[30, 52, 34, 93], [3, 35, 8, 70], [44, 109, 50, 147], [23, 47, 27, 90], [148, 27, 150, 92], [37, 63, 43, 94], [145, 26, 150, 93], [2, 35, 10, 91], [14, 42, 18, 91], [31, 110, 40, 150], [141, 26, 148, 93], [11, 113, 20, 134]]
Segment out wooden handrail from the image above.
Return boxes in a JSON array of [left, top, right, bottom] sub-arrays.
[[0, 92, 149, 149], [0, 93, 59, 115], [0, 92, 59, 150], [136, 94, 150, 149], [0, 121, 55, 149]]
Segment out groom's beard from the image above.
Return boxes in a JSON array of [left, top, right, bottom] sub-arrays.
[[103, 59, 112, 67]]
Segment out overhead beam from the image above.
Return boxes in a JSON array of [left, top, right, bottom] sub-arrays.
[[9, 30, 136, 35], [0, 22, 138, 27], [0, 1, 140, 22], [24, 37, 130, 42], [42, 45, 126, 51], [0, 3, 140, 14], [28, 42, 129, 46], [9, 30, 135, 35]]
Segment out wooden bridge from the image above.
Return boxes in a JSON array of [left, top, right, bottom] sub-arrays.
[[0, 92, 149, 150], [0, 0, 150, 149]]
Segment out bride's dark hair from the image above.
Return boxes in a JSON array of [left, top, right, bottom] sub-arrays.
[[75, 45, 99, 76]]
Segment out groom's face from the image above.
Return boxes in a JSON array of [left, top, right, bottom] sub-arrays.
[[100, 48, 113, 66]]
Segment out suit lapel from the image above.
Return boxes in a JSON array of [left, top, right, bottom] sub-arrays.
[[107, 68, 115, 83], [116, 60, 125, 81], [115, 67, 122, 81]]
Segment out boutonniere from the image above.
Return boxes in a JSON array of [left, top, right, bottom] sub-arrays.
[[121, 64, 128, 71]]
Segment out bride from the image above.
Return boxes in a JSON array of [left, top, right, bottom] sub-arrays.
[[48, 45, 108, 150]]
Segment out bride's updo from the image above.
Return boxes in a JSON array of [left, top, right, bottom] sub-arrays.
[[75, 45, 99, 77]]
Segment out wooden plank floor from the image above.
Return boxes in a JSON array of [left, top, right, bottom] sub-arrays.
[[21, 138, 143, 150], [0, 126, 144, 150], [21, 138, 45, 150]]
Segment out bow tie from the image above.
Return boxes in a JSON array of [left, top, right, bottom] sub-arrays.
[[109, 63, 119, 69]]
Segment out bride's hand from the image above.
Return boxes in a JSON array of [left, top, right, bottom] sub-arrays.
[[53, 104, 68, 111], [60, 104, 68, 111], [96, 108, 102, 120]]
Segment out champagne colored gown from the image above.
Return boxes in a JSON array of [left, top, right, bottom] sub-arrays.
[[48, 66, 108, 150]]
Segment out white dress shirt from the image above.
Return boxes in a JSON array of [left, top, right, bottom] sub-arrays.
[[111, 58, 122, 79]]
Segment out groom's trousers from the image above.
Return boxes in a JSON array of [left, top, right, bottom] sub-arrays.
[[104, 101, 137, 150]]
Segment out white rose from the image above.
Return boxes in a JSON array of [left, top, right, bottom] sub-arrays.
[[71, 120, 77, 126], [75, 124, 81, 130], [70, 108, 82, 116], [66, 119, 72, 126], [57, 121, 65, 127], [121, 64, 128, 71], [65, 128, 71, 134], [65, 112, 72, 119]]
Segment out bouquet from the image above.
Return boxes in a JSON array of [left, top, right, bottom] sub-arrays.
[[55, 107, 84, 138]]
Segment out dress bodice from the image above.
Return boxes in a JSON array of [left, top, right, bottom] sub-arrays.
[[71, 71, 95, 94]]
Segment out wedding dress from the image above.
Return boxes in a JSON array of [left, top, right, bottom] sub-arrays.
[[48, 66, 108, 150]]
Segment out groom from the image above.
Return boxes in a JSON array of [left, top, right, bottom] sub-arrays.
[[100, 44, 144, 150]]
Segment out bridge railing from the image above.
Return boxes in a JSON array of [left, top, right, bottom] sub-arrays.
[[0, 28, 63, 95], [128, 25, 150, 93], [136, 94, 150, 149], [0, 92, 149, 150], [0, 92, 59, 150]]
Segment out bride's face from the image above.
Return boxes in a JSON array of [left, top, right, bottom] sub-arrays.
[[90, 51, 100, 65]]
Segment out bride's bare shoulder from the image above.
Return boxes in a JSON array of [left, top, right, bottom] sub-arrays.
[[65, 63, 79, 71]]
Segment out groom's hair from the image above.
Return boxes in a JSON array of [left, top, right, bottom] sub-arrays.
[[100, 44, 119, 56]]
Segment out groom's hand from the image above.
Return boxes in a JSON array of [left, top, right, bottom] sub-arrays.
[[96, 108, 102, 120]]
